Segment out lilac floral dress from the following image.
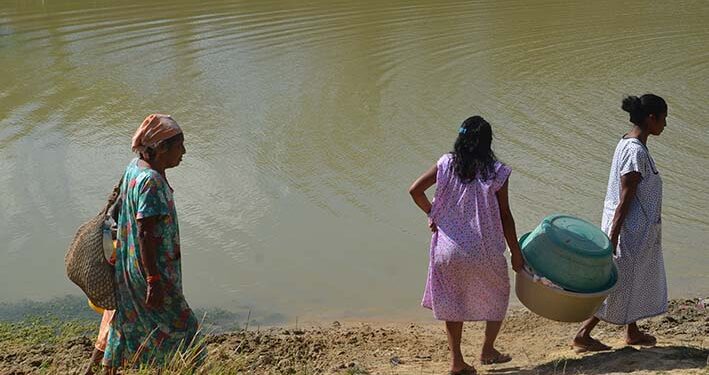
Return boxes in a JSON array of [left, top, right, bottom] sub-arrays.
[[422, 154, 512, 321]]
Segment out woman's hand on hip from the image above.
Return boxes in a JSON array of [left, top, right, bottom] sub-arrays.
[[428, 217, 437, 232]]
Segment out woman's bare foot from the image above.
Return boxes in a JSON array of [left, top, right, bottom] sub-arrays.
[[571, 336, 611, 353], [480, 348, 512, 365]]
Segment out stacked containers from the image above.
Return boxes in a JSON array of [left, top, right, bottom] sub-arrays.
[[515, 214, 618, 322]]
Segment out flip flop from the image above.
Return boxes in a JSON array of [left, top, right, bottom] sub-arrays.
[[449, 367, 477, 375], [571, 338, 611, 353], [480, 353, 512, 365], [626, 333, 657, 346]]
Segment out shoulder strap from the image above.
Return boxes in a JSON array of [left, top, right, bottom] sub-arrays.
[[102, 176, 124, 216]]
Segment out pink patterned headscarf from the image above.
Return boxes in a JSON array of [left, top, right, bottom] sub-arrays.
[[131, 114, 182, 153]]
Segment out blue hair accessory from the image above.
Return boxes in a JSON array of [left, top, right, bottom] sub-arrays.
[[458, 127, 467, 134]]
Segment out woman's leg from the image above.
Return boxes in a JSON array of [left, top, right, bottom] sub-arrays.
[[480, 321, 511, 364], [445, 321, 474, 372], [85, 309, 115, 374], [572, 316, 610, 351], [83, 348, 103, 375], [626, 322, 656, 345]]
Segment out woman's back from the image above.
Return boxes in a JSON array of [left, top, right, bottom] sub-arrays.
[[411, 115, 524, 364], [429, 153, 511, 259]]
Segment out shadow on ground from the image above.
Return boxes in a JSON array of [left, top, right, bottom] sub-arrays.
[[486, 345, 709, 375]]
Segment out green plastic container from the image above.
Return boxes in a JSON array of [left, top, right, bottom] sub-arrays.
[[520, 214, 617, 293]]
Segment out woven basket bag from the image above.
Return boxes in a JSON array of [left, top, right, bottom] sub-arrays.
[[65, 180, 122, 310]]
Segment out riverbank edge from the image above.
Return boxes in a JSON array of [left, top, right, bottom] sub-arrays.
[[1, 298, 707, 374]]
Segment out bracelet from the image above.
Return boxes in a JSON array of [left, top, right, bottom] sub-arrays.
[[146, 274, 161, 284]]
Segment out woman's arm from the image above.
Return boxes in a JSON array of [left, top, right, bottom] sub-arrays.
[[137, 216, 165, 308], [496, 179, 525, 272], [609, 172, 641, 254], [408, 163, 437, 231]]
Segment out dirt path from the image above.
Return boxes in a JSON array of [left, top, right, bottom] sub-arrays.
[[1, 299, 707, 374]]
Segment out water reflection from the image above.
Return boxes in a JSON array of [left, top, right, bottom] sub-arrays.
[[0, 0, 707, 320]]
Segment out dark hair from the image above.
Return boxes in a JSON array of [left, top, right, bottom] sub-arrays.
[[621, 94, 667, 126], [451, 116, 497, 182], [139, 132, 184, 161]]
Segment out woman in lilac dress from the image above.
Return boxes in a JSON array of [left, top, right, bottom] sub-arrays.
[[409, 116, 525, 375]]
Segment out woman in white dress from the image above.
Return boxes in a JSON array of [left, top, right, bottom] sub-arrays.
[[572, 94, 668, 352]]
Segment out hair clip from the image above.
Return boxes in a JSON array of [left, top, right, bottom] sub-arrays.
[[458, 127, 467, 134]]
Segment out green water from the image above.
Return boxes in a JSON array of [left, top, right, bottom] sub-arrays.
[[1, 0, 707, 320]]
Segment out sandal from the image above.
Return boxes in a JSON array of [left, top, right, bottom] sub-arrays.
[[626, 333, 656, 346], [480, 352, 512, 365], [571, 338, 611, 353]]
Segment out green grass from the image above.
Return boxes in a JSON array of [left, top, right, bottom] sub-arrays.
[[0, 317, 96, 347], [0, 315, 370, 375]]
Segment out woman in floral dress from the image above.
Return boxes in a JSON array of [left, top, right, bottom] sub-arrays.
[[104, 114, 201, 371]]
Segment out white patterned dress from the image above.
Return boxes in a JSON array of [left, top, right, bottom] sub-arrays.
[[595, 137, 667, 324]]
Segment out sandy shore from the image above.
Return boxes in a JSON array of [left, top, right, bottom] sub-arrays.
[[1, 299, 707, 374]]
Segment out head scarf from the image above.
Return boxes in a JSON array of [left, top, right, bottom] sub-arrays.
[[131, 114, 183, 153]]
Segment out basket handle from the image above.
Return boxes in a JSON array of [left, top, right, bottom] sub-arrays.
[[102, 176, 124, 216]]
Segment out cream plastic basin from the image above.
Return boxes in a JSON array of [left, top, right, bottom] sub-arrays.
[[515, 269, 615, 322]]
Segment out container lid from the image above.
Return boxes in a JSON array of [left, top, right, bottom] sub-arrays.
[[518, 231, 618, 293], [542, 214, 612, 258]]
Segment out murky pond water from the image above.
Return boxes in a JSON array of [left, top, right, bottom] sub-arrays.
[[1, 0, 707, 320]]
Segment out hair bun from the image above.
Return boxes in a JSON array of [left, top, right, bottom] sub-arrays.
[[621, 95, 641, 113]]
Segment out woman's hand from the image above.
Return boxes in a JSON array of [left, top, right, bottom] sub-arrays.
[[145, 282, 165, 309], [511, 251, 525, 273], [428, 217, 437, 232], [609, 172, 640, 256]]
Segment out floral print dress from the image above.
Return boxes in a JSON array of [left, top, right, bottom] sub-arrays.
[[422, 154, 512, 321], [103, 158, 200, 367]]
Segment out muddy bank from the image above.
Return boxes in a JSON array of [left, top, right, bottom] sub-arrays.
[[1, 299, 706, 374]]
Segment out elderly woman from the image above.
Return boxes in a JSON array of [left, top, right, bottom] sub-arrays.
[[103, 114, 201, 370], [573, 94, 668, 352]]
